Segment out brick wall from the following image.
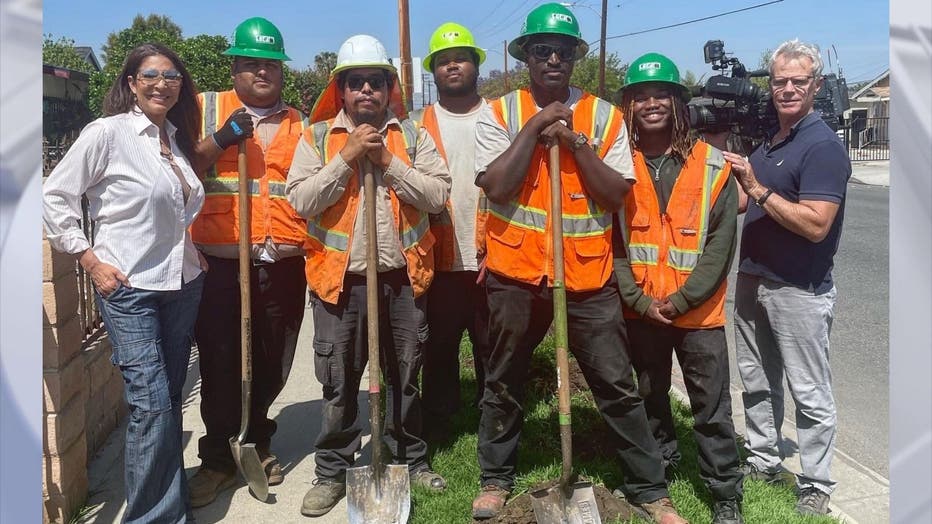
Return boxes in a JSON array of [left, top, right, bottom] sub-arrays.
[[42, 237, 126, 524]]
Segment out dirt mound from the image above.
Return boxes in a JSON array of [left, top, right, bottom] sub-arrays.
[[476, 481, 640, 523]]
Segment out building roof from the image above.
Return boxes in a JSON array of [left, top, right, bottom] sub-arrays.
[[73, 46, 101, 72], [851, 69, 890, 101]]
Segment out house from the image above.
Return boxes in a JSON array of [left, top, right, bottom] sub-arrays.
[[845, 69, 889, 151], [73, 46, 102, 72]]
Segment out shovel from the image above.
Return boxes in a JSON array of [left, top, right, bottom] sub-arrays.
[[346, 159, 412, 524], [229, 140, 269, 501], [530, 143, 602, 524]]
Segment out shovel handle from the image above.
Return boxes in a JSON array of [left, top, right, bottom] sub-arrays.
[[549, 143, 573, 484], [236, 141, 252, 442], [363, 159, 383, 479]]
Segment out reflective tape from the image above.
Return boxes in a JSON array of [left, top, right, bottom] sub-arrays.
[[628, 243, 659, 265], [307, 220, 350, 251], [400, 212, 429, 249], [668, 248, 700, 271], [488, 200, 547, 232], [202, 177, 259, 195]]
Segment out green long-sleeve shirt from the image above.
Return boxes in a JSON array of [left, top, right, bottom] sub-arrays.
[[613, 152, 738, 317]]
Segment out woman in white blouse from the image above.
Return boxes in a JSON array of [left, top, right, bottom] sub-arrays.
[[43, 42, 206, 523]]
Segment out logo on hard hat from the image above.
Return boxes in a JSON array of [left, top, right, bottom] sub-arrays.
[[639, 62, 662, 71], [256, 34, 276, 45], [551, 13, 574, 24], [442, 31, 460, 40]]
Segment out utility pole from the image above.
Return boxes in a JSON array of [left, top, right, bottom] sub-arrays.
[[398, 0, 414, 111], [598, 0, 607, 98], [503, 40, 509, 92]]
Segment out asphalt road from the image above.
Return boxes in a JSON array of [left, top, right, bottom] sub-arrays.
[[726, 181, 890, 478]]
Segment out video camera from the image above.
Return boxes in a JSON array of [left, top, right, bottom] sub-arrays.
[[688, 40, 849, 143]]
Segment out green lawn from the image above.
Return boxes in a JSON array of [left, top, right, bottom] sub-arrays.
[[411, 335, 840, 524]]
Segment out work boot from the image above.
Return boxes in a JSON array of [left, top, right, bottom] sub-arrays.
[[300, 478, 346, 517], [188, 466, 236, 508], [258, 450, 283, 486], [409, 466, 446, 492], [638, 496, 688, 524], [471, 484, 510, 520], [739, 462, 792, 485], [712, 499, 744, 524], [796, 487, 831, 516]]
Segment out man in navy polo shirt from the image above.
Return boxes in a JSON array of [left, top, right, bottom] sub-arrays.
[[721, 39, 851, 517]]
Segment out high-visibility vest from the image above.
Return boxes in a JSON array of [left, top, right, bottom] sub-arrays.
[[619, 141, 732, 328], [410, 104, 489, 271], [191, 90, 309, 247], [485, 89, 623, 292], [302, 117, 435, 304]]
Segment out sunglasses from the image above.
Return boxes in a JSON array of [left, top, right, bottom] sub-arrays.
[[346, 74, 387, 91], [526, 43, 577, 62], [135, 68, 183, 86], [769, 76, 814, 90]]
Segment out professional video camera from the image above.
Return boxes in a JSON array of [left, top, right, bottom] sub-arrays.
[[688, 40, 849, 143]]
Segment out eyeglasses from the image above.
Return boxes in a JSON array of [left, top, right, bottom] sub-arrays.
[[769, 76, 814, 90], [526, 43, 577, 62], [346, 74, 387, 91], [135, 69, 183, 86]]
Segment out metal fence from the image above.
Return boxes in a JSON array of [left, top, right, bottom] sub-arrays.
[[839, 116, 889, 161]]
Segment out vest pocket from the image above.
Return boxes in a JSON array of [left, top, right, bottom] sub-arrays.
[[489, 226, 525, 248], [570, 235, 608, 258], [201, 196, 234, 215]]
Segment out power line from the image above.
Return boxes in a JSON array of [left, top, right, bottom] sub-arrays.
[[596, 0, 784, 44], [478, 0, 541, 38], [471, 0, 511, 33]]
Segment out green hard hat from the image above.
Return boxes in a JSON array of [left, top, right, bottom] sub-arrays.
[[508, 3, 589, 62], [223, 17, 291, 61], [621, 53, 691, 102], [422, 22, 486, 72]]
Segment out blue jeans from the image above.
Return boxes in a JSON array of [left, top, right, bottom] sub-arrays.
[[734, 272, 837, 494], [96, 273, 204, 523]]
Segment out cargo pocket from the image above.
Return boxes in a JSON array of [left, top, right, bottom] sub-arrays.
[[313, 341, 337, 387], [111, 338, 171, 414], [489, 226, 525, 248]]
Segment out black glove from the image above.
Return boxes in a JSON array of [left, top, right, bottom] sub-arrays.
[[212, 108, 254, 149]]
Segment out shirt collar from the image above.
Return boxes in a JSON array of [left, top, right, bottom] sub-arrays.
[[131, 105, 177, 137], [332, 109, 401, 134], [243, 99, 287, 120]]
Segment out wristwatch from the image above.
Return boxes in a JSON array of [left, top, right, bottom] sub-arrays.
[[755, 188, 774, 207], [571, 131, 589, 152]]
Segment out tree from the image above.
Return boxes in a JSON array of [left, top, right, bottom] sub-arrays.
[[176, 34, 232, 93], [285, 51, 338, 115], [43, 34, 94, 73]]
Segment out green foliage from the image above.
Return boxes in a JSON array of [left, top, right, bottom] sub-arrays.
[[284, 52, 338, 114], [176, 34, 232, 93], [478, 63, 529, 100], [682, 70, 700, 89], [42, 34, 94, 73], [478, 53, 627, 101]]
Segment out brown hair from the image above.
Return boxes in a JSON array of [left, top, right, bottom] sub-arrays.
[[620, 90, 695, 163], [103, 42, 200, 163]]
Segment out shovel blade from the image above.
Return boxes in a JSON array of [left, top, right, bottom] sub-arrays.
[[229, 438, 269, 502], [346, 463, 411, 524], [531, 480, 602, 524]]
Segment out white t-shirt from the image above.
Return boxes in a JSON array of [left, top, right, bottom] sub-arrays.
[[433, 101, 485, 272]]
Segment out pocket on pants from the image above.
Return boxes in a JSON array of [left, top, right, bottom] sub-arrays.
[[313, 341, 345, 387], [112, 338, 171, 414]]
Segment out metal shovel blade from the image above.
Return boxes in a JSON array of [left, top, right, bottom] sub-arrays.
[[229, 438, 268, 502], [346, 463, 411, 524], [531, 479, 602, 524]]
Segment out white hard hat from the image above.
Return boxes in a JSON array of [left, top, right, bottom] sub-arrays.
[[332, 34, 396, 76]]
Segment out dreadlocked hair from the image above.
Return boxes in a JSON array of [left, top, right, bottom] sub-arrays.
[[621, 91, 696, 163]]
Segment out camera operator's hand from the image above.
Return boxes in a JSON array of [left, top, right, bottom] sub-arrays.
[[213, 108, 254, 150], [723, 150, 766, 197]]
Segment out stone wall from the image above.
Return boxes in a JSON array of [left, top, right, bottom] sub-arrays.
[[42, 236, 126, 524]]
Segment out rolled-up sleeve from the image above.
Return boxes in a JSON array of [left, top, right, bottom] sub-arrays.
[[600, 122, 636, 181], [474, 103, 511, 180], [383, 127, 450, 213], [286, 135, 355, 218], [42, 119, 110, 254]]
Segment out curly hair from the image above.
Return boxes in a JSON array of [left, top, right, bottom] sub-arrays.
[[620, 90, 695, 163], [103, 42, 201, 164]]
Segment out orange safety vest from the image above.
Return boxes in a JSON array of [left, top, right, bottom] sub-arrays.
[[302, 117, 435, 304], [411, 104, 489, 271], [619, 141, 732, 328], [485, 89, 624, 292], [191, 90, 309, 247]]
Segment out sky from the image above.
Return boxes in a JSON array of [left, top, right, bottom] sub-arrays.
[[43, 0, 890, 85]]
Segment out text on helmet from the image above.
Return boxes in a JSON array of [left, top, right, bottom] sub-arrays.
[[256, 34, 276, 45], [639, 62, 662, 71], [551, 13, 574, 24]]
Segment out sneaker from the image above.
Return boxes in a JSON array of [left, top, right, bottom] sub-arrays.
[[300, 478, 346, 517], [638, 497, 688, 524], [410, 467, 446, 492], [796, 487, 831, 516], [712, 499, 744, 524], [188, 466, 236, 508], [258, 450, 283, 486], [471, 484, 510, 520]]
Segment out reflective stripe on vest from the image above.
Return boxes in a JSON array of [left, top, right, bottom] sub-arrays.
[[307, 221, 350, 252], [500, 91, 617, 154]]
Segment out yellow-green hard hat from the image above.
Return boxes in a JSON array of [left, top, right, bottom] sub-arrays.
[[422, 22, 486, 72]]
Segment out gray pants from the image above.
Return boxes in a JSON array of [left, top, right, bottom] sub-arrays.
[[734, 272, 838, 494]]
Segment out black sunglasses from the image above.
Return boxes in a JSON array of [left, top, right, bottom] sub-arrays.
[[135, 68, 184, 86], [526, 43, 577, 62], [346, 74, 387, 91]]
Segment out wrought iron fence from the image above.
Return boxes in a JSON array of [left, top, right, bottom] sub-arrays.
[[839, 117, 889, 161]]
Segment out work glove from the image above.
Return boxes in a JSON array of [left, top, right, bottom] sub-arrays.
[[212, 108, 254, 150]]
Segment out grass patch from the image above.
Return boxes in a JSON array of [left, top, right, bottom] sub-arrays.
[[412, 334, 840, 524]]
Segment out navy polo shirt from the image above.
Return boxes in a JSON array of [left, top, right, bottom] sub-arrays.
[[739, 112, 851, 293]]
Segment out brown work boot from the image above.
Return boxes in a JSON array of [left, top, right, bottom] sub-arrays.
[[188, 466, 236, 508], [639, 497, 688, 524], [301, 478, 346, 517], [258, 450, 283, 486], [471, 484, 510, 520]]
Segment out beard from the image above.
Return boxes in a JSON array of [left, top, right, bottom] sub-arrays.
[[437, 74, 478, 98]]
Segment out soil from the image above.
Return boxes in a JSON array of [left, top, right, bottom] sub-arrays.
[[475, 480, 640, 524]]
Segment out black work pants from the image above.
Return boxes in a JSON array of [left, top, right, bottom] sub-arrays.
[[478, 272, 668, 504], [194, 255, 305, 473], [422, 270, 490, 425], [311, 269, 429, 480], [627, 320, 743, 501]]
